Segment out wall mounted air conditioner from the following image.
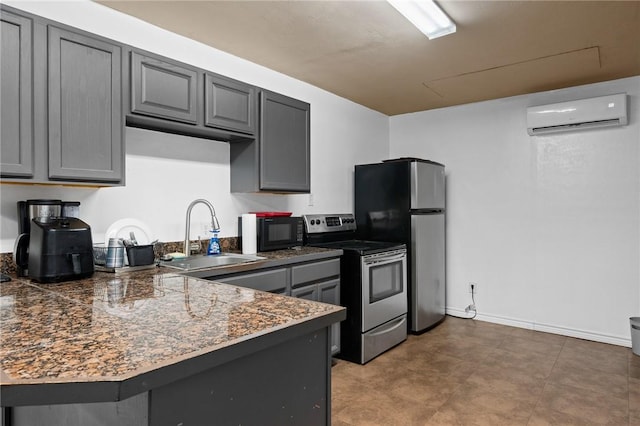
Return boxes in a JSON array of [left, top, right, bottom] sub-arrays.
[[526, 93, 628, 136]]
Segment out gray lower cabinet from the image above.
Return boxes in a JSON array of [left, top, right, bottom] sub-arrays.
[[318, 279, 340, 307], [318, 279, 341, 354], [291, 259, 341, 355], [292, 278, 341, 355], [291, 285, 318, 301], [48, 26, 123, 182], [210, 257, 341, 354], [129, 51, 198, 124], [215, 268, 288, 294], [0, 9, 33, 178], [7, 328, 332, 426], [205, 73, 256, 135], [230, 90, 310, 193]]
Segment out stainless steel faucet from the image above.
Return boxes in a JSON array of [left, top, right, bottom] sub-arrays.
[[184, 199, 220, 257]]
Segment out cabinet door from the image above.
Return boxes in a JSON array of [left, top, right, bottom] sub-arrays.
[[318, 279, 340, 306], [216, 268, 288, 294], [48, 26, 123, 182], [205, 73, 256, 135], [291, 284, 318, 301], [259, 90, 310, 192], [130, 52, 198, 124], [318, 279, 341, 355], [1, 10, 33, 178], [291, 259, 340, 288]]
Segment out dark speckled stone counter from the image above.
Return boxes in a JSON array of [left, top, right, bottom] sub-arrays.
[[0, 256, 345, 411]]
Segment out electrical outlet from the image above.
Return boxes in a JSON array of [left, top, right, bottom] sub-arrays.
[[308, 194, 314, 206], [465, 304, 476, 313], [468, 282, 478, 294]]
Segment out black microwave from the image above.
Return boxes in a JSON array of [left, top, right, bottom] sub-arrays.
[[241, 216, 304, 252]]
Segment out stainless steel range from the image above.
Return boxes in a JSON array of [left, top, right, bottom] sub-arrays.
[[303, 213, 407, 364]]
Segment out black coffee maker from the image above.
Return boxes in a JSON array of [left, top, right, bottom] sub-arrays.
[[14, 200, 63, 277], [13, 200, 93, 282]]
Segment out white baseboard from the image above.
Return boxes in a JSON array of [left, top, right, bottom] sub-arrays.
[[445, 307, 632, 348]]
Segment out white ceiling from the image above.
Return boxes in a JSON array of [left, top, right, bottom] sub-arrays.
[[99, 0, 640, 116]]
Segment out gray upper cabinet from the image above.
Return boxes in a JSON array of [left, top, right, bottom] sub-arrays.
[[130, 51, 198, 124], [205, 73, 256, 135], [0, 10, 33, 178], [230, 90, 310, 193], [1, 6, 312, 189], [1, 6, 124, 185], [260, 90, 310, 192], [125, 50, 256, 142], [48, 26, 123, 182]]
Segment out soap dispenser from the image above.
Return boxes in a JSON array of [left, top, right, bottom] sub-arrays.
[[207, 230, 221, 255]]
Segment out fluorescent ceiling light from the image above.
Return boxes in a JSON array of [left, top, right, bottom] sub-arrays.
[[387, 0, 456, 40]]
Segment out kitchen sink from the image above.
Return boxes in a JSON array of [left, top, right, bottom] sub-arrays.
[[160, 253, 266, 271]]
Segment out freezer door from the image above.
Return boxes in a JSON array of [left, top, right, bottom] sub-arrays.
[[410, 161, 445, 210], [410, 213, 445, 332]]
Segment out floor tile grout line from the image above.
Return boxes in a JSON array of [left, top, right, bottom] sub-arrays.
[[629, 366, 632, 425], [526, 335, 570, 425]]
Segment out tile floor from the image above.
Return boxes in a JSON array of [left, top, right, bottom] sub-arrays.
[[332, 316, 640, 425]]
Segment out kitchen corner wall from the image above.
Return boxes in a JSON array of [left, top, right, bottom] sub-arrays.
[[0, 0, 389, 252], [390, 76, 640, 346]]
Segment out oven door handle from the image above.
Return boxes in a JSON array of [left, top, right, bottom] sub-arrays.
[[368, 316, 406, 337], [364, 252, 406, 266]]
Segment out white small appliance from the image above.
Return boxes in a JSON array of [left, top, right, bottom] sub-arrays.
[[526, 93, 628, 135]]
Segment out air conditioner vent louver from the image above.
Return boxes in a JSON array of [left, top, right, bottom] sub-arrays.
[[527, 94, 628, 136]]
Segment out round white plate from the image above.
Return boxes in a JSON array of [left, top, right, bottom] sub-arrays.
[[104, 218, 154, 246]]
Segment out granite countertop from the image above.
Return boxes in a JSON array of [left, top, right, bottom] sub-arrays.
[[0, 244, 342, 277], [0, 250, 346, 406]]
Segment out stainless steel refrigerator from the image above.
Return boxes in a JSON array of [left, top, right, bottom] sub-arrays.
[[355, 158, 445, 333]]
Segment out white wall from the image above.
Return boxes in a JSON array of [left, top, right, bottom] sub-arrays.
[[390, 76, 640, 346], [0, 0, 389, 251]]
